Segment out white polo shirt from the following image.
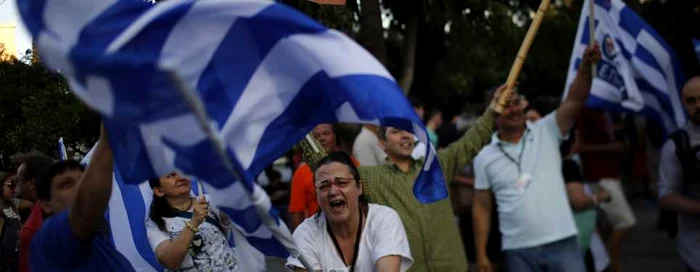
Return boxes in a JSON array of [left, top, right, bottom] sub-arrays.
[[474, 112, 577, 250]]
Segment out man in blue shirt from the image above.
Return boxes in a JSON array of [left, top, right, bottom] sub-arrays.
[[30, 126, 135, 271]]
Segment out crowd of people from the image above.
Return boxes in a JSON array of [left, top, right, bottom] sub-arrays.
[[0, 42, 698, 272]]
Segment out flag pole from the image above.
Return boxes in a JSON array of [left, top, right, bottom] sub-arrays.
[[588, 0, 597, 77], [163, 69, 315, 271], [496, 0, 552, 112]]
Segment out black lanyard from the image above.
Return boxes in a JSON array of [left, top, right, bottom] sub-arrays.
[[327, 206, 363, 272], [497, 129, 530, 174]]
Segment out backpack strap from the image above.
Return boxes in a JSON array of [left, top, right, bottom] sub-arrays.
[[670, 129, 691, 195]]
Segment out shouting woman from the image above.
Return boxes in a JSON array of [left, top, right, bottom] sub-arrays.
[[286, 152, 413, 272]]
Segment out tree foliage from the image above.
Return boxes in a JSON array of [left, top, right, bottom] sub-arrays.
[[0, 58, 100, 161], [284, 0, 700, 118]]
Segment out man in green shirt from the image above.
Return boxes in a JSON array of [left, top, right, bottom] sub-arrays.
[[300, 87, 509, 271]]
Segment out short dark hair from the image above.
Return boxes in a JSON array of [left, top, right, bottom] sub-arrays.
[[377, 126, 387, 141], [37, 160, 84, 201], [20, 152, 54, 183]]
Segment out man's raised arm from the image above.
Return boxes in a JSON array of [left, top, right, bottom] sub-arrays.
[[555, 43, 601, 135], [70, 125, 113, 241]]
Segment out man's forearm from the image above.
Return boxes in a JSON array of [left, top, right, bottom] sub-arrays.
[[557, 70, 593, 134], [566, 69, 593, 103], [660, 193, 700, 216], [472, 189, 494, 262], [438, 109, 497, 181], [472, 201, 492, 259], [70, 139, 113, 240]]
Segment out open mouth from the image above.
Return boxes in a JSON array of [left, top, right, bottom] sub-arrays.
[[329, 199, 346, 213], [175, 180, 189, 187]]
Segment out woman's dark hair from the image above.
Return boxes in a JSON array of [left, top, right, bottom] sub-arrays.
[[148, 177, 176, 232], [148, 176, 225, 233], [313, 152, 369, 219]]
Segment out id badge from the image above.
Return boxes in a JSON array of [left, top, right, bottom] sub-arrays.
[[328, 268, 350, 272], [515, 173, 532, 193]]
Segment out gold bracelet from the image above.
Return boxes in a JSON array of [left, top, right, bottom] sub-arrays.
[[185, 221, 199, 233]]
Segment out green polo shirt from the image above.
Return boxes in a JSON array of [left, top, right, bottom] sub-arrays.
[[302, 109, 497, 272]]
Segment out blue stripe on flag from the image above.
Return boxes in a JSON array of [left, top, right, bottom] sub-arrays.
[[70, 1, 155, 86], [197, 4, 327, 124], [94, 3, 196, 121], [113, 166, 163, 270], [15, 0, 48, 37]]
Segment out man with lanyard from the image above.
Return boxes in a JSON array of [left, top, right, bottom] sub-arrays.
[[472, 43, 600, 272], [659, 76, 700, 272]]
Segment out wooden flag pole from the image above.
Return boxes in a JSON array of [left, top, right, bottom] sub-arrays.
[[588, 0, 597, 77], [495, 0, 552, 112]]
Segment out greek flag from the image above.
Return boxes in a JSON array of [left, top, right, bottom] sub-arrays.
[[564, 0, 687, 137], [19, 0, 443, 265], [58, 137, 67, 161], [693, 38, 700, 64]]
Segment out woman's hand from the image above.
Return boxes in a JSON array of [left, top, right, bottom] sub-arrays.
[[191, 196, 209, 228]]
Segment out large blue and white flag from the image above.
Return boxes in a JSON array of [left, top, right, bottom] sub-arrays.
[[564, 0, 686, 137], [693, 38, 700, 64], [18, 0, 444, 262]]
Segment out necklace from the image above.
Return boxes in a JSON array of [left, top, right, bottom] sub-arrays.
[[327, 206, 364, 272], [174, 197, 194, 212]]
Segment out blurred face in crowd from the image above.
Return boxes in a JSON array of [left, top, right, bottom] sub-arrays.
[[153, 172, 192, 199], [45, 169, 83, 215], [682, 77, 700, 125], [380, 127, 415, 160], [315, 162, 362, 225], [312, 124, 337, 153], [17, 164, 34, 200], [428, 111, 443, 128], [414, 106, 425, 120], [2, 176, 16, 201], [496, 92, 527, 132]]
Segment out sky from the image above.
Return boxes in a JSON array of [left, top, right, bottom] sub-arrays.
[[0, 0, 32, 56]]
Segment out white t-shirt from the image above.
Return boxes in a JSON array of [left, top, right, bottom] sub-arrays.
[[146, 195, 239, 272], [286, 204, 413, 272]]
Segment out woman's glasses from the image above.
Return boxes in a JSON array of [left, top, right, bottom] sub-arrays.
[[316, 177, 355, 192]]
